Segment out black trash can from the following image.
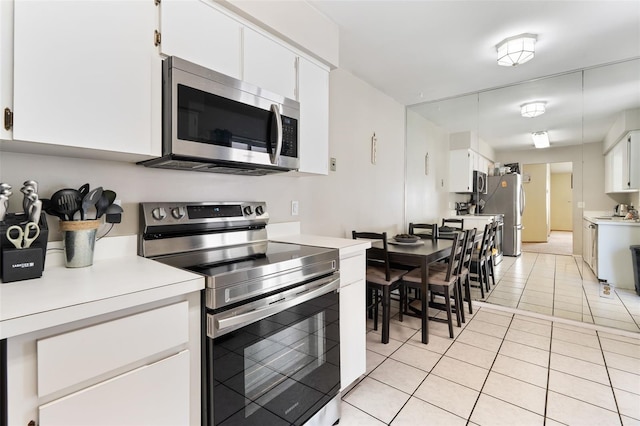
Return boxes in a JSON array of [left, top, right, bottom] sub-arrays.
[[631, 245, 640, 296]]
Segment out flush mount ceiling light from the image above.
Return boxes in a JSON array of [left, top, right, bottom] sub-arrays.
[[521, 101, 546, 118], [496, 33, 537, 67], [531, 131, 550, 148]]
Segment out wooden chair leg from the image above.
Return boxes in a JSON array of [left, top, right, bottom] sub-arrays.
[[465, 275, 473, 314], [373, 288, 379, 331], [382, 286, 391, 344], [456, 278, 465, 323], [453, 285, 461, 327], [477, 263, 485, 298], [442, 287, 454, 338], [398, 286, 404, 322]]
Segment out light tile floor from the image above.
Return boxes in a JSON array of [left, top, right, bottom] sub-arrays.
[[477, 252, 640, 333], [340, 304, 640, 425]]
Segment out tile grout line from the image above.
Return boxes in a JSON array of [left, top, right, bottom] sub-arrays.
[[595, 328, 625, 425]]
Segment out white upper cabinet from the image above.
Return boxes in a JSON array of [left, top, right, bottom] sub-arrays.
[[449, 149, 474, 192], [243, 28, 297, 101], [297, 57, 329, 174], [605, 131, 639, 193], [11, 0, 160, 156], [160, 0, 242, 80], [628, 131, 639, 189]]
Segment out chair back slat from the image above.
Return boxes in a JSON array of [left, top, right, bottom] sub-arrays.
[[442, 232, 462, 281], [408, 223, 438, 239], [352, 231, 391, 281], [478, 223, 492, 258], [463, 228, 477, 269], [442, 218, 464, 230]]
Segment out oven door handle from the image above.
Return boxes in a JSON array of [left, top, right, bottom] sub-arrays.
[[214, 276, 340, 333]]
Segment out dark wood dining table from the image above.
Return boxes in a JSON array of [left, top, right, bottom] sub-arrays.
[[370, 238, 454, 344]]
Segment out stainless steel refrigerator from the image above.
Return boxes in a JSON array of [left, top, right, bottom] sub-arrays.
[[479, 174, 525, 256]]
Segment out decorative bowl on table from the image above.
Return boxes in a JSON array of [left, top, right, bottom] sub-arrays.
[[394, 234, 420, 243]]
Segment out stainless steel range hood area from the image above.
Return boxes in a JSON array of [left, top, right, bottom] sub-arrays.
[[139, 57, 300, 176], [139, 155, 291, 176]]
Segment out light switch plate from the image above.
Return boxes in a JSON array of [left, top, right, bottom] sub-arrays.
[[291, 200, 299, 216]]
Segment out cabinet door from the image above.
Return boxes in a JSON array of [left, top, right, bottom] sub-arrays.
[[611, 141, 626, 191], [449, 149, 473, 192], [628, 132, 639, 189], [339, 279, 366, 390], [0, 0, 12, 140], [297, 57, 329, 174], [160, 0, 242, 80], [604, 150, 613, 193], [243, 28, 297, 100], [39, 350, 190, 426], [13, 0, 160, 155]]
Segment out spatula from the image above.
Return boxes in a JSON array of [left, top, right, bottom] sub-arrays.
[[50, 188, 83, 221], [81, 187, 103, 220]]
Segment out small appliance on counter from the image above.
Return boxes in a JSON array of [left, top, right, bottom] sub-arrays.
[[614, 204, 629, 217]]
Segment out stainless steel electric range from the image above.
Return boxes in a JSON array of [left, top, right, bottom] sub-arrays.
[[138, 202, 341, 426]]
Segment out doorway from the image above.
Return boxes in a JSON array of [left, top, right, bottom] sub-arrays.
[[521, 162, 573, 255]]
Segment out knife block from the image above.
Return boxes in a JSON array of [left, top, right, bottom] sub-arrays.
[[0, 213, 48, 283]]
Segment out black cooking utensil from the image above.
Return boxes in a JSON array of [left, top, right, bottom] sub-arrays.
[[41, 198, 66, 220], [95, 193, 110, 219], [103, 189, 116, 206], [81, 187, 103, 220], [50, 188, 83, 221], [78, 183, 90, 197]]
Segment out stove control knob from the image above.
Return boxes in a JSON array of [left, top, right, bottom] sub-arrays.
[[171, 207, 185, 220], [255, 205, 265, 216], [152, 207, 166, 221], [243, 206, 253, 216]]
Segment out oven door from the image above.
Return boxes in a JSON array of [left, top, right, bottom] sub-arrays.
[[205, 275, 340, 426], [165, 57, 299, 170]]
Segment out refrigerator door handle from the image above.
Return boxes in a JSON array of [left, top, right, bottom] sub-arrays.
[[519, 184, 526, 216]]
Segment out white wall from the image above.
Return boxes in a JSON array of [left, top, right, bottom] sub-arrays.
[[0, 68, 407, 242], [405, 109, 450, 225], [298, 68, 406, 238]]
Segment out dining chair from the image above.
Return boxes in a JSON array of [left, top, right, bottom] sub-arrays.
[[352, 231, 408, 344], [401, 231, 462, 338], [426, 228, 473, 323], [441, 218, 464, 230], [470, 223, 492, 297], [457, 227, 477, 316], [408, 223, 439, 240]]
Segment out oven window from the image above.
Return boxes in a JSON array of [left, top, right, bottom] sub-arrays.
[[208, 291, 340, 426]]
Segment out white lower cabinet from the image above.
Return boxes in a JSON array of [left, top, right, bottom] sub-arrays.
[[339, 251, 366, 390], [6, 295, 201, 426], [39, 351, 190, 426]]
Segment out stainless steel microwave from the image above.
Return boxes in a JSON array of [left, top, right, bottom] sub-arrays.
[[140, 57, 300, 175]]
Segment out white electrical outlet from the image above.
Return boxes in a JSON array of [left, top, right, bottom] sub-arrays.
[[291, 201, 299, 216]]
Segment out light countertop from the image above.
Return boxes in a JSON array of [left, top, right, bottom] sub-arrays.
[[584, 216, 640, 226], [271, 234, 371, 257], [0, 236, 204, 339]]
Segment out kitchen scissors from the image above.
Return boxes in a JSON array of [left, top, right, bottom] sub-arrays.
[[6, 222, 40, 249]]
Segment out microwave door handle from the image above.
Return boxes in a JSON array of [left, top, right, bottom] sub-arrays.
[[269, 104, 283, 165]]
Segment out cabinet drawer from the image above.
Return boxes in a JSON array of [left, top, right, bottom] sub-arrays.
[[37, 301, 189, 397], [39, 350, 190, 426], [340, 253, 365, 287]]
